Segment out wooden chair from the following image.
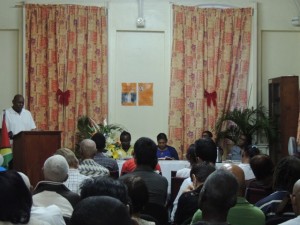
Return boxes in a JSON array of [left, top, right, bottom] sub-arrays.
[[245, 187, 270, 204], [170, 176, 185, 207]]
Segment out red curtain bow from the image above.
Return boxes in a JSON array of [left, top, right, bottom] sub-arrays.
[[204, 90, 217, 107], [56, 89, 70, 106]]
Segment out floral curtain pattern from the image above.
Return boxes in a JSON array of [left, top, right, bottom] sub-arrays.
[[25, 4, 108, 149], [169, 5, 252, 158]]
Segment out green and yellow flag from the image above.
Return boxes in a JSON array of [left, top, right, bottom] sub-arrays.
[[0, 111, 12, 168]]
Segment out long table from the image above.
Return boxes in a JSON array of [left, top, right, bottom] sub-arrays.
[[117, 159, 190, 193]]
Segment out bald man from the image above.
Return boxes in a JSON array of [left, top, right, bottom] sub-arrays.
[[2, 94, 36, 137], [78, 139, 109, 177], [279, 179, 300, 224], [191, 164, 265, 225]]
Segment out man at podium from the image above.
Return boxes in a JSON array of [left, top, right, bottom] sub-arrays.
[[1, 94, 36, 138]]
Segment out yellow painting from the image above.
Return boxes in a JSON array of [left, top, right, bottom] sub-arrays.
[[138, 83, 153, 106]]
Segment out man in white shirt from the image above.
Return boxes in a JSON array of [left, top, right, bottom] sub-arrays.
[[279, 179, 300, 225], [1, 94, 36, 137]]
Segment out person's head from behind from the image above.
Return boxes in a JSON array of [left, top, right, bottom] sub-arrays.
[[80, 139, 97, 159], [80, 176, 129, 206], [201, 131, 213, 140], [194, 138, 217, 164], [273, 156, 300, 193], [122, 175, 149, 215], [190, 162, 216, 188], [91, 133, 106, 152], [134, 137, 158, 169], [120, 131, 131, 151], [221, 163, 246, 196], [186, 144, 197, 165], [291, 179, 300, 215], [198, 169, 238, 222], [250, 154, 274, 181], [12, 94, 25, 114], [157, 133, 168, 150], [55, 148, 79, 169], [242, 145, 260, 159], [43, 155, 69, 182], [0, 170, 32, 223], [70, 196, 132, 225]]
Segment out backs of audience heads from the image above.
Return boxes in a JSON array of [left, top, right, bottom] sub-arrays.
[[273, 156, 300, 193], [291, 179, 300, 215], [194, 138, 217, 164], [250, 154, 274, 181], [243, 145, 260, 159], [186, 144, 197, 165], [221, 163, 246, 196], [43, 155, 69, 182], [80, 176, 129, 205], [70, 196, 132, 225], [55, 148, 79, 168], [190, 162, 216, 184], [80, 139, 97, 158], [198, 169, 238, 218], [134, 137, 158, 169], [0, 170, 32, 224], [91, 132, 106, 152], [122, 175, 149, 214]]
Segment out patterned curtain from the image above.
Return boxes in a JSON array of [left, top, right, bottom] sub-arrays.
[[169, 6, 252, 158], [25, 4, 108, 149]]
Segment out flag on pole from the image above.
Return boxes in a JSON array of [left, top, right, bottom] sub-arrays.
[[0, 110, 12, 168]]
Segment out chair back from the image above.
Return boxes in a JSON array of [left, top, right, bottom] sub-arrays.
[[170, 176, 185, 206], [245, 187, 271, 204]]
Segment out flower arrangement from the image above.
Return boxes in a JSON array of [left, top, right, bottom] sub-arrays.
[[76, 115, 126, 159]]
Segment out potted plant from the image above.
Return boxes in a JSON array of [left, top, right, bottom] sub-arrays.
[[215, 105, 277, 147]]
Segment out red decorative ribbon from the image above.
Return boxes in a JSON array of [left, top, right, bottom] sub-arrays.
[[56, 89, 70, 106], [204, 90, 217, 107]]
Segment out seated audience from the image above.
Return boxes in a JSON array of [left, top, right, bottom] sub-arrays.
[[33, 155, 80, 219], [55, 148, 89, 195], [0, 170, 50, 225], [255, 156, 300, 223], [91, 132, 119, 172], [70, 196, 132, 225], [78, 139, 109, 177], [156, 133, 179, 160], [80, 176, 129, 206], [116, 131, 134, 159], [122, 175, 156, 225], [120, 137, 168, 206], [176, 144, 197, 178], [193, 169, 239, 225], [191, 163, 265, 225], [121, 151, 161, 175], [170, 138, 217, 222], [120, 137, 168, 225], [174, 162, 216, 225], [279, 179, 300, 224], [229, 134, 251, 161], [18, 171, 66, 225], [238, 145, 260, 181], [248, 154, 274, 195]]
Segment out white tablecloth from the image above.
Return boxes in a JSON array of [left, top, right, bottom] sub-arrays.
[[117, 159, 190, 193]]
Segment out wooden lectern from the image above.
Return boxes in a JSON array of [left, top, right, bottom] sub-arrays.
[[13, 131, 61, 187]]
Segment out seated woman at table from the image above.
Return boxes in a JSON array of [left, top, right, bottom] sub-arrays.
[[156, 133, 179, 160]]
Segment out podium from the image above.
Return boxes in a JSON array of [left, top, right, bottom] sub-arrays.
[[13, 131, 61, 187]]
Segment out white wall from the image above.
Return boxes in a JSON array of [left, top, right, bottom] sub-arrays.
[[0, 0, 299, 146]]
